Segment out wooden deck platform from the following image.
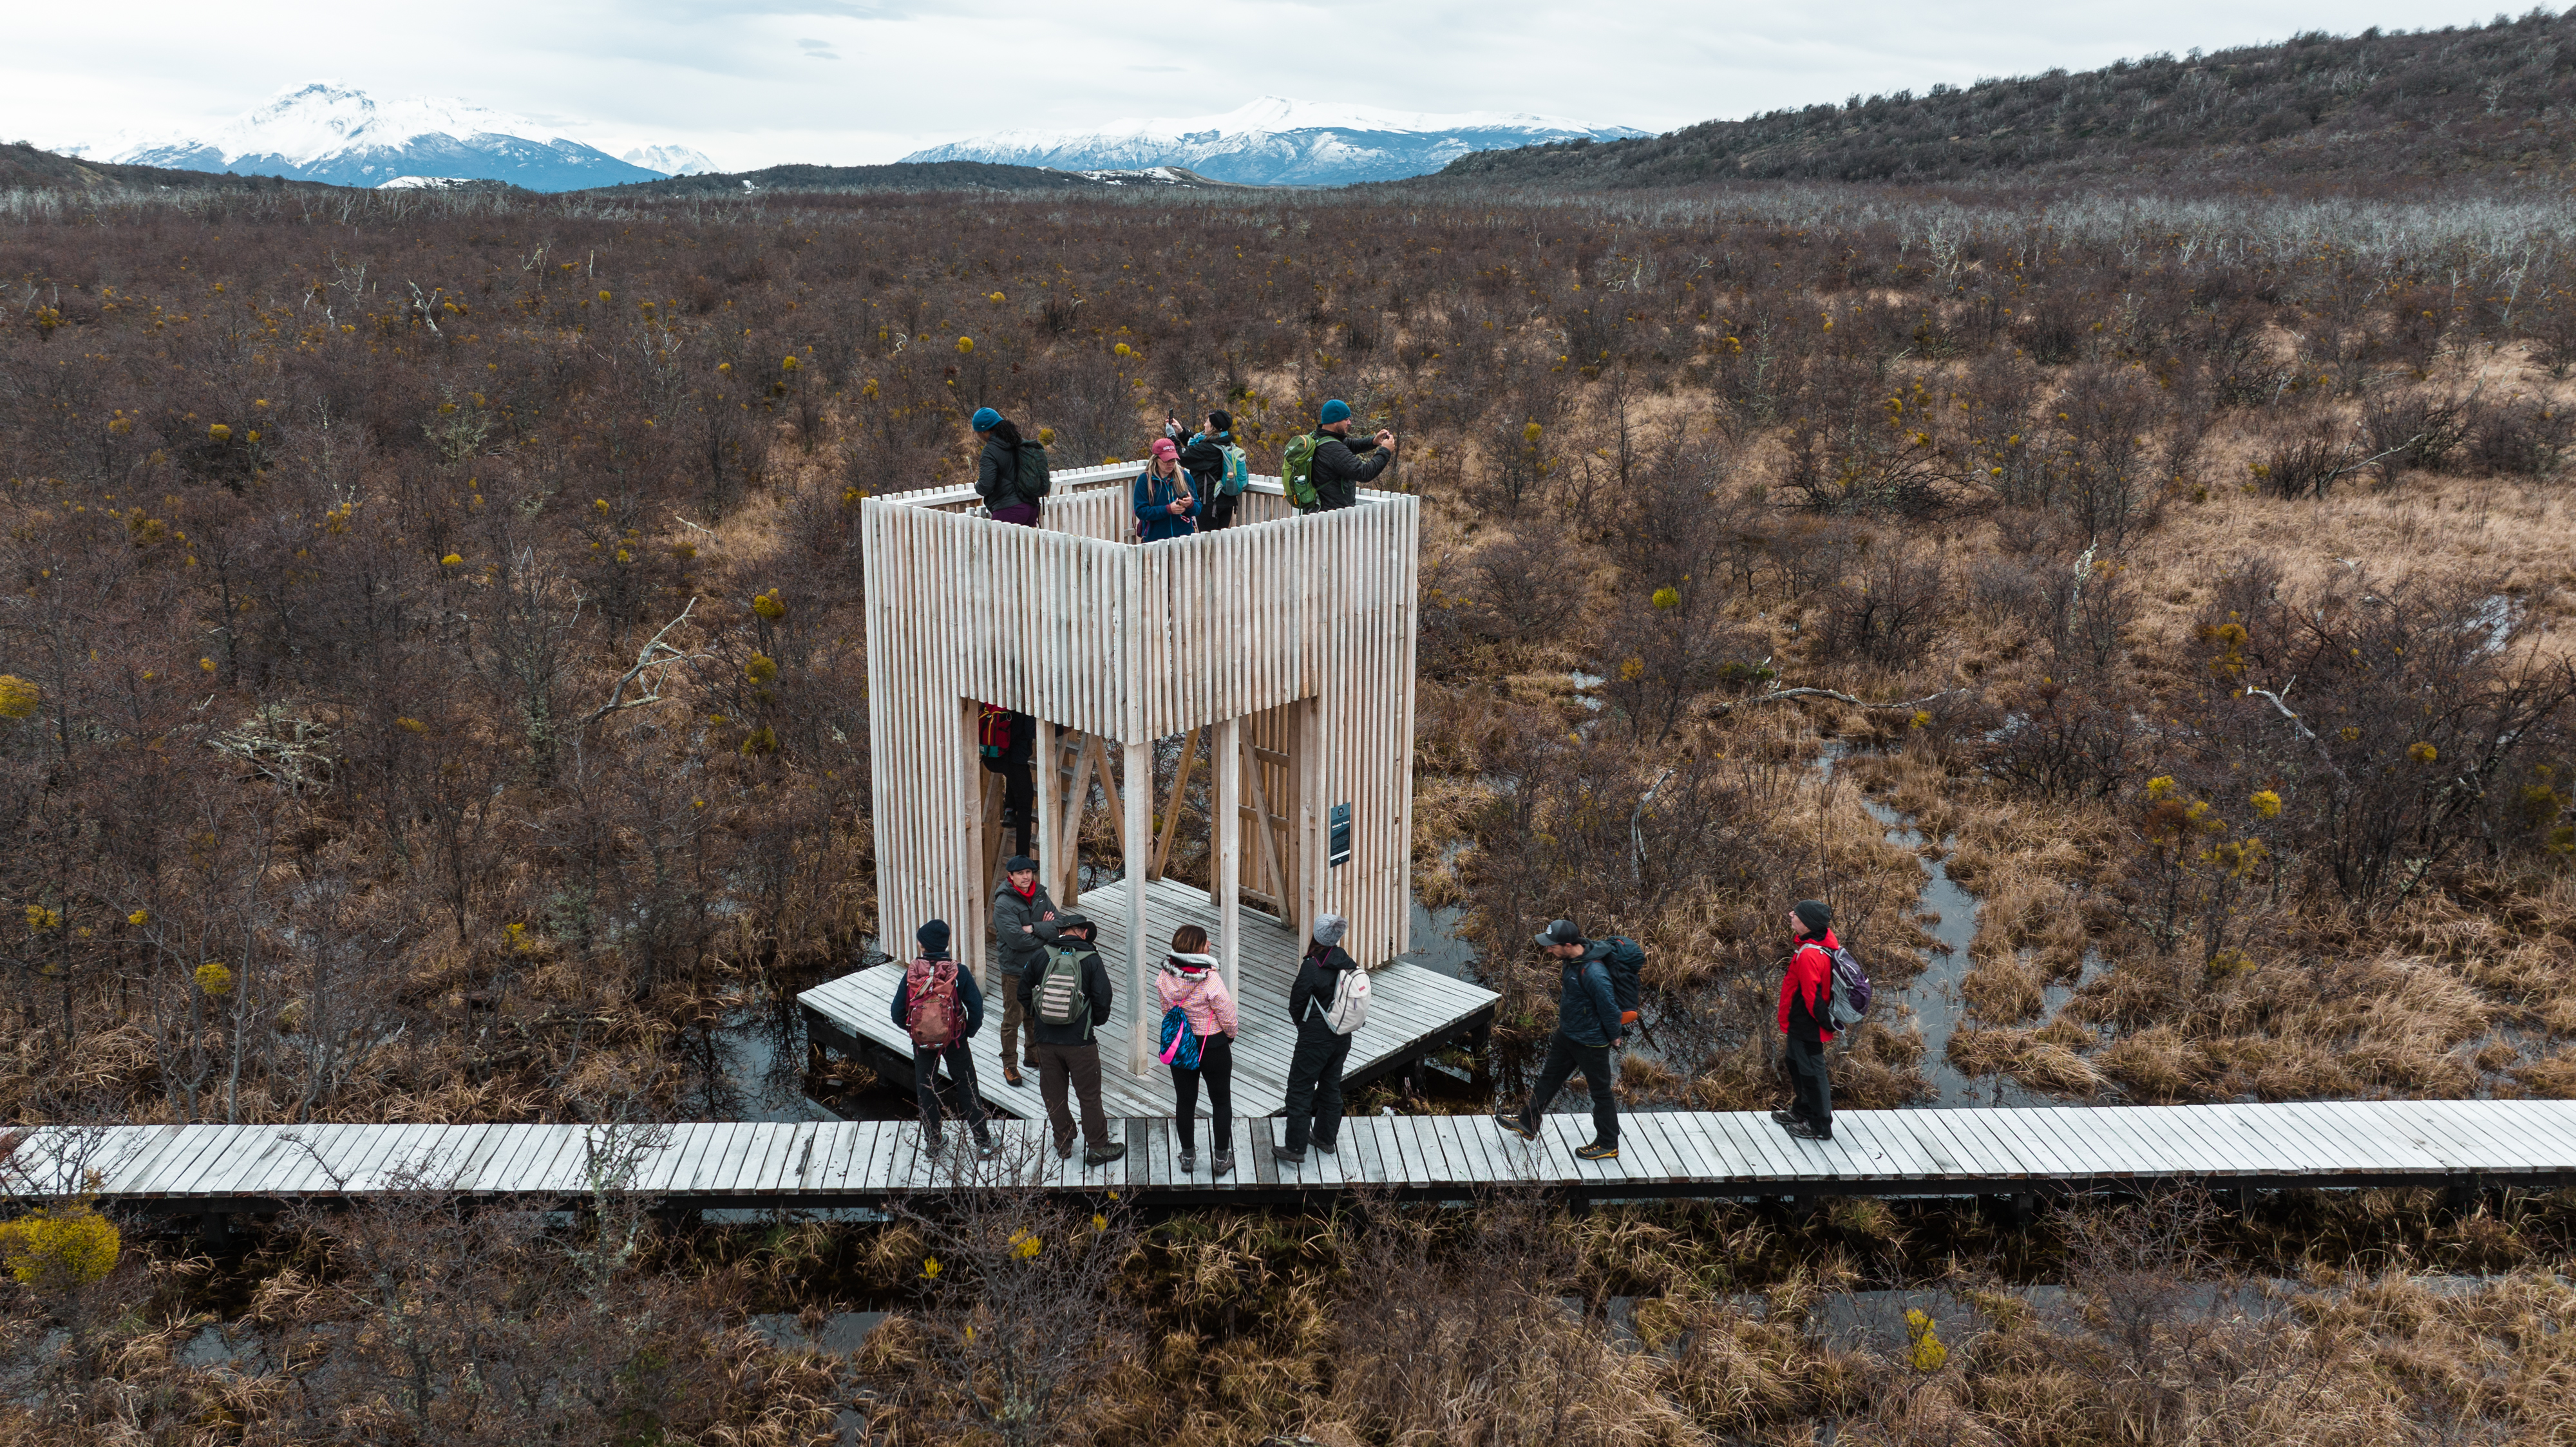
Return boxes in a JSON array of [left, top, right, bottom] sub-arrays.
[[797, 876, 1501, 1121], [17, 1100, 2576, 1213]]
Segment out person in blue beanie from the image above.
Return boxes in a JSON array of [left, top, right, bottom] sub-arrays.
[[972, 408, 1045, 527], [1307, 399, 1394, 513]]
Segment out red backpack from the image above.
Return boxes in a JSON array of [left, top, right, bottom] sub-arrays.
[[905, 958, 962, 1047], [977, 705, 1013, 762]]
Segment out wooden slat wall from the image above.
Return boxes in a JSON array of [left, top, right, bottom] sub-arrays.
[[862, 468, 1416, 972]]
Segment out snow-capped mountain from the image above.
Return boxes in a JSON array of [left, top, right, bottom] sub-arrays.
[[901, 97, 1648, 187], [106, 82, 663, 192], [623, 144, 717, 176]]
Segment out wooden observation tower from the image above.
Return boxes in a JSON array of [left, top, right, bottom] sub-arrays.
[[799, 464, 1495, 1120]]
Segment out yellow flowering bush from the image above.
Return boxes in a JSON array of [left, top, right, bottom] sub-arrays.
[[745, 654, 779, 685], [0, 676, 39, 720], [2408, 742, 2439, 764], [195, 961, 234, 996], [0, 1206, 120, 1291], [752, 590, 787, 621], [2251, 790, 2283, 818], [1904, 1309, 1947, 1372]]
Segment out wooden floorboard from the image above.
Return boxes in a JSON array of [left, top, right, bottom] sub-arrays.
[[799, 876, 1497, 1125]]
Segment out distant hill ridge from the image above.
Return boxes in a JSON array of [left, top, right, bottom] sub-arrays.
[[1425, 12, 2576, 188], [603, 161, 1245, 197], [904, 97, 1646, 186]]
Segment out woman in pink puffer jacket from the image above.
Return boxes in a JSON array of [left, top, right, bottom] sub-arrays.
[[1156, 924, 1238, 1177]]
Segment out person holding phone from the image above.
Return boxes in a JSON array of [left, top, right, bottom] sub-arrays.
[[1132, 437, 1198, 542], [1178, 410, 1244, 532]]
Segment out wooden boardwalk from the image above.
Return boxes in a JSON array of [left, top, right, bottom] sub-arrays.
[[15, 1100, 2576, 1213], [799, 877, 1500, 1121]]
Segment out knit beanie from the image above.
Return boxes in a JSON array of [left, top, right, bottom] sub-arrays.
[[1792, 900, 1833, 938], [1318, 399, 1351, 425], [1208, 409, 1233, 432], [971, 407, 1002, 431], [1314, 913, 1349, 947], [917, 919, 951, 952]]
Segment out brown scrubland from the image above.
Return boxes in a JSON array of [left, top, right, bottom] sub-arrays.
[[6, 43, 2576, 1436]]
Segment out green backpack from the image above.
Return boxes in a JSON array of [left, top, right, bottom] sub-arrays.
[[1281, 431, 1323, 513], [1034, 943, 1092, 1036]]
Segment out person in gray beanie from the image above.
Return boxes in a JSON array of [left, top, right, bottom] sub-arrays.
[[1276, 913, 1359, 1163], [989, 853, 1057, 1086]]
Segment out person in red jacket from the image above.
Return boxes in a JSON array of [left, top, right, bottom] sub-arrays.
[[1776, 899, 1838, 1141]]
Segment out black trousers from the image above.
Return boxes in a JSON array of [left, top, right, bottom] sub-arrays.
[[1786, 1033, 1833, 1137], [1518, 1031, 1618, 1149], [1281, 1019, 1353, 1151], [912, 1043, 989, 1140], [1169, 1030, 1234, 1151], [984, 720, 1036, 856], [1199, 488, 1238, 531]]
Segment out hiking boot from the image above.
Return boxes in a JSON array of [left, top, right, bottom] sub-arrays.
[[1493, 1113, 1535, 1142], [1056, 1139, 1074, 1160], [1314, 1138, 1338, 1157], [922, 1131, 944, 1152], [1273, 1144, 1306, 1164], [1083, 1143, 1127, 1167], [1770, 1110, 1799, 1128], [1575, 1140, 1619, 1161], [975, 1133, 999, 1161], [1211, 1149, 1235, 1177], [1177, 1149, 1197, 1173], [1003, 1067, 1023, 1087], [1781, 1120, 1830, 1142]]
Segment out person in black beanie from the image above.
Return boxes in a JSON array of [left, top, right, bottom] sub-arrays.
[[891, 920, 996, 1159], [1776, 900, 1839, 1141], [1177, 409, 1244, 532]]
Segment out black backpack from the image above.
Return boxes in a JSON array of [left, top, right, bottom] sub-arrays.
[[1014, 441, 1052, 504], [1596, 936, 1645, 1019]]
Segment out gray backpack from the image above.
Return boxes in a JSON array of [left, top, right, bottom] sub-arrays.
[[1034, 944, 1091, 1036]]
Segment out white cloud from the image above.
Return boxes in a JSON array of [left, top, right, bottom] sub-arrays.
[[0, 0, 2517, 172]]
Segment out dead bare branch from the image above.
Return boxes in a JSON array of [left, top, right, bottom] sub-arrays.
[[577, 598, 708, 733]]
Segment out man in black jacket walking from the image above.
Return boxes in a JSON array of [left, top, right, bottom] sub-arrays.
[[1496, 918, 1625, 1160], [1275, 913, 1359, 1163], [1307, 399, 1394, 513]]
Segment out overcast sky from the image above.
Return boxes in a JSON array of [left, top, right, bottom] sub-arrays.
[[1, 0, 2532, 169]]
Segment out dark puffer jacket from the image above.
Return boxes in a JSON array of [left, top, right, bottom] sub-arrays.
[[977, 438, 1030, 508], [1287, 943, 1361, 1031], [990, 876, 1059, 978], [1553, 955, 1624, 1049], [1309, 430, 1390, 511]]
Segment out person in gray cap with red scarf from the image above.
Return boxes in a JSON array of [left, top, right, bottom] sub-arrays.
[[1495, 917, 1625, 1160], [989, 853, 1056, 1087]]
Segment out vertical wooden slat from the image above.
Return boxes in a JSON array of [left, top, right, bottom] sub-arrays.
[[1215, 714, 1242, 991]]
